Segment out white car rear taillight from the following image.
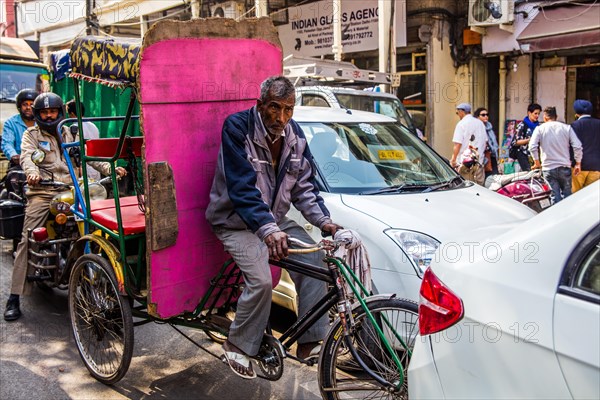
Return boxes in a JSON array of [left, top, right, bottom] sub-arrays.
[[419, 268, 464, 335]]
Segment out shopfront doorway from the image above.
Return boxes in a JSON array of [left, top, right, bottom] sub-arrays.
[[566, 56, 600, 122]]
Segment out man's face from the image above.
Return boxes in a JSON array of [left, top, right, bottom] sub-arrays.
[[19, 100, 34, 120], [456, 109, 466, 120], [257, 91, 295, 136], [39, 108, 60, 122]]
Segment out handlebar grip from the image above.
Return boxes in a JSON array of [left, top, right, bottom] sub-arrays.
[[288, 248, 321, 254], [38, 180, 69, 189]]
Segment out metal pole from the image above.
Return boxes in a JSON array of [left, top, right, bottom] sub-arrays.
[[499, 55, 508, 145], [191, 0, 200, 18], [255, 0, 268, 18], [332, 0, 343, 61], [86, 0, 92, 35], [390, 1, 397, 92], [378, 0, 391, 91], [13, 0, 19, 37]]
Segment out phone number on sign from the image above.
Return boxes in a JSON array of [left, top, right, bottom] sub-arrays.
[[346, 32, 373, 40]]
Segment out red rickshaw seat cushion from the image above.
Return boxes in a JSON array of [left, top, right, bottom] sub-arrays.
[[90, 197, 145, 235], [90, 196, 140, 211], [86, 137, 144, 158]]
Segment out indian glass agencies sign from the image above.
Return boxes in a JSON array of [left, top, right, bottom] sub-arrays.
[[278, 0, 407, 57]]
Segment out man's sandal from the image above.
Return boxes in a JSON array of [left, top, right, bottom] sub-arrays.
[[222, 347, 257, 380]]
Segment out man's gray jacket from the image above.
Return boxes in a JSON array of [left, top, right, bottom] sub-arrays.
[[206, 106, 332, 240]]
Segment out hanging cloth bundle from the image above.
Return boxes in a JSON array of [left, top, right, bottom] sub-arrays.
[[333, 229, 373, 299]]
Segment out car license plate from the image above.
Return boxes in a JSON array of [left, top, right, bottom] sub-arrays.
[[539, 198, 550, 208], [378, 150, 405, 160]]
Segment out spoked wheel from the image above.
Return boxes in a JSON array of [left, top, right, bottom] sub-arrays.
[[319, 298, 419, 400], [68, 254, 134, 385]]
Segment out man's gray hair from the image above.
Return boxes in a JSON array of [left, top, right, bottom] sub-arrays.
[[259, 76, 295, 102]]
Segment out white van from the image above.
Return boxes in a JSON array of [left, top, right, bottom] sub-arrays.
[[273, 106, 535, 311], [294, 86, 420, 137]]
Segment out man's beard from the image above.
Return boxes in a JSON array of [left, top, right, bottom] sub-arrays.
[[20, 111, 34, 121]]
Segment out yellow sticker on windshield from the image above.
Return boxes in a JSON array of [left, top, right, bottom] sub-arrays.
[[378, 150, 405, 160]]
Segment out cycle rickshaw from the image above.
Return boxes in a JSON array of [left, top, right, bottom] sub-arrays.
[[61, 18, 419, 399]]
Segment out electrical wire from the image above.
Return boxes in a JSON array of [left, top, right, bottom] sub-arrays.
[[539, 0, 599, 21], [106, 6, 190, 27]]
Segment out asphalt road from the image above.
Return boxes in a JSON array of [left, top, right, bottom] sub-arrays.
[[0, 240, 321, 400]]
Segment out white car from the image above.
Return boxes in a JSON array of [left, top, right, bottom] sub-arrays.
[[409, 182, 600, 399], [274, 107, 536, 311]]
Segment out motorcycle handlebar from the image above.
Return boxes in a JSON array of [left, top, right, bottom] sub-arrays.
[[38, 180, 70, 190]]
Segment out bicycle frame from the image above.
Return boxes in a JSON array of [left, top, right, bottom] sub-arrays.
[[270, 252, 409, 389]]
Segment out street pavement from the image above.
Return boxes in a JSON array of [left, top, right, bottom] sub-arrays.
[[0, 240, 321, 400]]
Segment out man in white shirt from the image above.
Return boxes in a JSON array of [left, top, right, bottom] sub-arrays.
[[450, 103, 488, 185], [66, 100, 101, 181], [529, 106, 582, 204]]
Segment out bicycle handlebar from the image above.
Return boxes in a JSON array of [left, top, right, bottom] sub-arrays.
[[287, 238, 322, 254], [287, 237, 350, 254]]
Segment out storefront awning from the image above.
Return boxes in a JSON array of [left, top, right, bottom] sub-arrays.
[[517, 4, 600, 52]]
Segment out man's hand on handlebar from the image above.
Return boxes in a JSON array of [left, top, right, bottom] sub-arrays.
[[264, 231, 289, 260], [27, 173, 41, 186], [321, 222, 343, 238], [115, 167, 128, 177]]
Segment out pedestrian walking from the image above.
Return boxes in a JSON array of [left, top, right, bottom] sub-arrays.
[[511, 103, 542, 172], [474, 107, 499, 177], [450, 103, 488, 185], [570, 99, 600, 192], [529, 106, 582, 204]]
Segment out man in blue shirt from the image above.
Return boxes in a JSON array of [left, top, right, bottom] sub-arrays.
[[1, 89, 38, 167]]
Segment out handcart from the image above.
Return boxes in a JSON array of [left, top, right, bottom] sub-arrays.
[[64, 18, 419, 399]]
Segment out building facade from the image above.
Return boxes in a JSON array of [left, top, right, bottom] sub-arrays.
[[4, 0, 599, 158]]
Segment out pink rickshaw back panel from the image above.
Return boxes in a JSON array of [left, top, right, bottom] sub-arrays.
[[139, 28, 282, 318]]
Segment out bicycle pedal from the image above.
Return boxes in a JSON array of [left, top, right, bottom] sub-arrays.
[[285, 353, 318, 366]]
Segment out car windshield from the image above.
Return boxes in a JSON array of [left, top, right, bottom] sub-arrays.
[[300, 121, 458, 194], [334, 93, 415, 132], [0, 64, 49, 101]]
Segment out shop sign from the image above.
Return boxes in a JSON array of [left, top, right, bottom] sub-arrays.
[[278, 0, 407, 57]]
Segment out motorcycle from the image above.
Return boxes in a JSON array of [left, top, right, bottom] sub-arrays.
[[0, 165, 27, 252], [18, 150, 111, 290], [484, 169, 552, 212]]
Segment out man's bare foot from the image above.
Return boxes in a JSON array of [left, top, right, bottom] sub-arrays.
[[222, 340, 256, 379]]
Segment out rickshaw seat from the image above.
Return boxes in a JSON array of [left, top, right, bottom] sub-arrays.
[[90, 202, 145, 235], [84, 137, 145, 235], [90, 196, 140, 211], [86, 137, 143, 158]]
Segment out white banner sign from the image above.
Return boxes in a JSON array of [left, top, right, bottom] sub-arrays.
[[278, 0, 406, 57]]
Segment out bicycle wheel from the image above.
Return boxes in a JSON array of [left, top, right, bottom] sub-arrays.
[[319, 298, 418, 400], [68, 254, 134, 385]]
